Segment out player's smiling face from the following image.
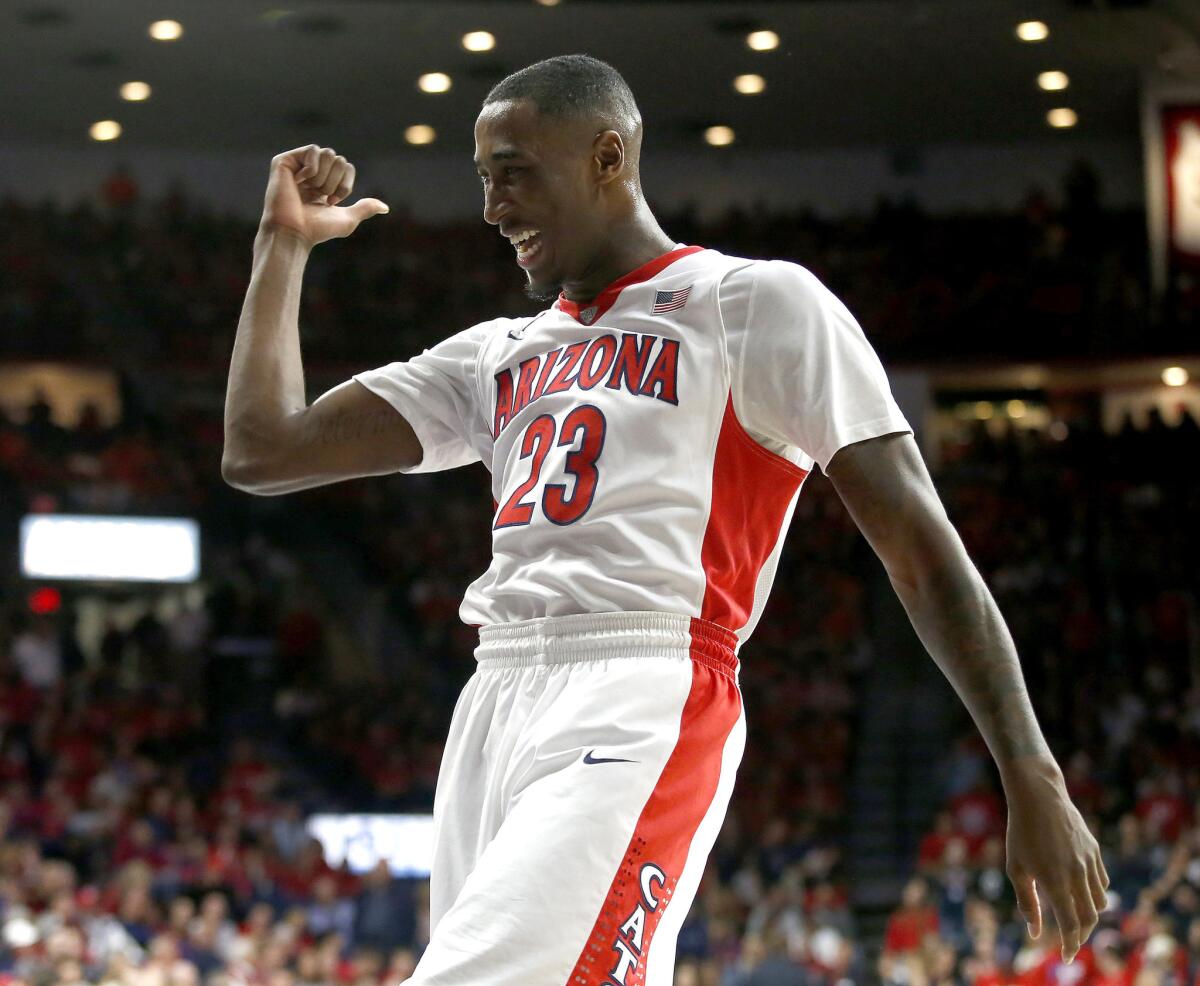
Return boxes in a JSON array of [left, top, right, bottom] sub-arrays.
[[474, 99, 606, 304]]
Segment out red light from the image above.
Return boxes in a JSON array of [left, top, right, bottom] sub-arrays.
[[28, 587, 61, 615]]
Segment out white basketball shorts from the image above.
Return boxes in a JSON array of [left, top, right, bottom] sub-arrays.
[[408, 611, 746, 986]]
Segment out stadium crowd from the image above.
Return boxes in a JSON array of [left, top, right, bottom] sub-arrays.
[[0, 158, 1162, 375], [0, 167, 1197, 986]]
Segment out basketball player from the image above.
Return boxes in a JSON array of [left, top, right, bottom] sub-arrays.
[[223, 55, 1107, 985]]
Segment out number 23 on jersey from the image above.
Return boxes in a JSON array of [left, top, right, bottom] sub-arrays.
[[494, 404, 607, 529]]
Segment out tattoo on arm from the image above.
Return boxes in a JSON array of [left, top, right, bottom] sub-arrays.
[[309, 406, 395, 445]]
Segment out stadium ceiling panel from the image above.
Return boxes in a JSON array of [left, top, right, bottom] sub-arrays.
[[1, 0, 1195, 153]]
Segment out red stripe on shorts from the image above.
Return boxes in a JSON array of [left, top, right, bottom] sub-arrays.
[[565, 617, 741, 986]]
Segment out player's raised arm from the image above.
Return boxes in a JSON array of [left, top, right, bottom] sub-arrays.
[[221, 145, 418, 495]]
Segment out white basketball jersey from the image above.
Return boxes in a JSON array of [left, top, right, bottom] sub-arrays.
[[353, 245, 910, 646]]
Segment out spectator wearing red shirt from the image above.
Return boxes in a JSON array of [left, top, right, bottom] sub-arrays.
[[1123, 925, 1189, 986], [884, 877, 941, 955], [1136, 772, 1193, 846], [919, 810, 964, 873], [1021, 941, 1097, 986], [112, 818, 167, 868], [948, 778, 1005, 856], [1090, 931, 1131, 986]]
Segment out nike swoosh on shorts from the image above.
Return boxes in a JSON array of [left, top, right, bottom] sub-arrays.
[[582, 749, 637, 765]]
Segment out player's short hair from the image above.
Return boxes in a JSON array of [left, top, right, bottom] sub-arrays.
[[483, 54, 641, 145]]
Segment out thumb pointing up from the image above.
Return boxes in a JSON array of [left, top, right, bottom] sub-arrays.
[[345, 198, 390, 222]]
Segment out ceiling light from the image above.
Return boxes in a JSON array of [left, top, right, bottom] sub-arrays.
[[1038, 71, 1069, 91], [733, 74, 766, 95], [975, 402, 994, 420], [1006, 400, 1027, 418], [120, 81, 152, 101], [1047, 108, 1077, 129], [89, 120, 122, 142], [1163, 366, 1189, 387], [418, 73, 452, 94], [1016, 21, 1048, 42], [746, 30, 779, 51], [705, 126, 735, 147], [462, 31, 495, 52], [535, 0, 561, 5], [405, 125, 436, 145], [148, 19, 183, 41]]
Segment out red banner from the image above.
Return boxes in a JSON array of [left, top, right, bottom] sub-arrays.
[[1163, 104, 1200, 277]]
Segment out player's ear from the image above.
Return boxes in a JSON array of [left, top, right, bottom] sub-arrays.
[[593, 130, 624, 185]]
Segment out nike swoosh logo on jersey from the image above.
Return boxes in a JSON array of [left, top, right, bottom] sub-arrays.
[[582, 750, 637, 765]]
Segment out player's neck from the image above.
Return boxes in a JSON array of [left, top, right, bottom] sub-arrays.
[[559, 217, 676, 304]]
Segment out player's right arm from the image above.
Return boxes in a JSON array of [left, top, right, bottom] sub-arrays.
[[222, 145, 414, 495]]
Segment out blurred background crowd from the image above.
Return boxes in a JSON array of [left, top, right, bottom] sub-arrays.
[[0, 158, 1197, 986], [0, 157, 1176, 375]]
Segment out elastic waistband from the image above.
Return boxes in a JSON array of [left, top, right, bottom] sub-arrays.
[[475, 612, 738, 678]]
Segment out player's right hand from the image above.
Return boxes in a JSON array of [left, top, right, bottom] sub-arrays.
[[259, 145, 389, 248]]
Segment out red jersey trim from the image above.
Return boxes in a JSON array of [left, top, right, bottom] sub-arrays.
[[698, 393, 809, 632], [554, 245, 706, 325]]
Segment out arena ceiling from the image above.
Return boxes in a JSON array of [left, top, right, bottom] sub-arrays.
[[2, 0, 1199, 156]]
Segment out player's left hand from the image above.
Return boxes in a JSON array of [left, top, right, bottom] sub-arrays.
[[1002, 756, 1109, 964]]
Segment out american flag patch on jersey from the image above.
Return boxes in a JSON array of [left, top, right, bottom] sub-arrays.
[[652, 286, 692, 314]]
